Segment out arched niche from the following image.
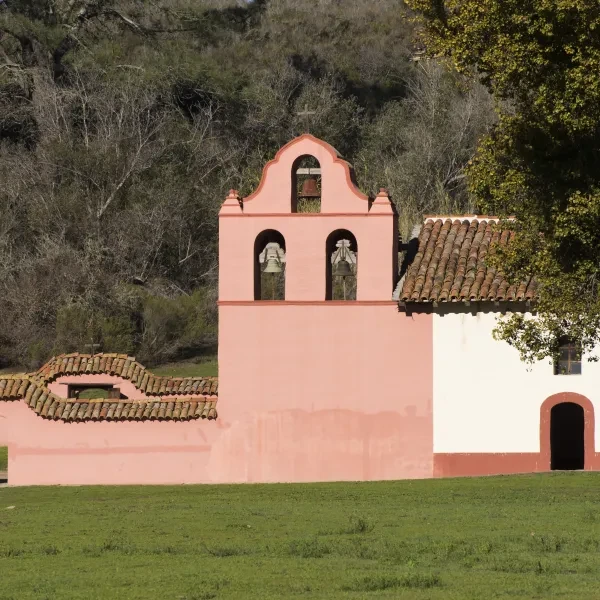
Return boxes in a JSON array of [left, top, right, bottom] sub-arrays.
[[540, 392, 595, 471], [254, 229, 286, 300], [325, 229, 358, 301], [291, 155, 321, 213]]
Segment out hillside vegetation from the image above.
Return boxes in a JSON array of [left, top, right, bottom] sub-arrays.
[[0, 0, 494, 368]]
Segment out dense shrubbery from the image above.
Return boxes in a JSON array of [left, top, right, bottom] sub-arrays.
[[0, 0, 493, 367]]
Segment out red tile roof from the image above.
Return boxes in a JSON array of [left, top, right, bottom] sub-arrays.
[[399, 218, 538, 303], [0, 354, 218, 422], [37, 353, 217, 396]]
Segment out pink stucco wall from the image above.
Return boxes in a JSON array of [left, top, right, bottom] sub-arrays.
[[216, 134, 433, 482], [2, 308, 433, 486], [1, 306, 432, 486], [0, 401, 223, 485], [218, 304, 433, 482]]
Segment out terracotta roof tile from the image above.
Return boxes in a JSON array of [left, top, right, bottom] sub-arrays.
[[400, 218, 538, 303], [35, 353, 218, 397], [0, 354, 218, 422]]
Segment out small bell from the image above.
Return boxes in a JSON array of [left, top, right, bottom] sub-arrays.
[[333, 258, 353, 278], [263, 257, 282, 274], [299, 177, 320, 198]]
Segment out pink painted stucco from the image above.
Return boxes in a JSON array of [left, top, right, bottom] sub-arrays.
[[0, 401, 223, 486], [217, 134, 434, 482], [218, 304, 433, 482], [0, 134, 434, 485], [219, 135, 398, 303]]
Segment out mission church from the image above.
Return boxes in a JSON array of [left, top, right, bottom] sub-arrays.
[[0, 134, 597, 486]]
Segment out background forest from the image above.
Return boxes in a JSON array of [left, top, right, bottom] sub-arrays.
[[0, 0, 495, 368]]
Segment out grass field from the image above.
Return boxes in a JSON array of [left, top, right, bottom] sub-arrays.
[[152, 358, 218, 378], [1, 474, 600, 599], [0, 358, 218, 379], [76, 388, 110, 399]]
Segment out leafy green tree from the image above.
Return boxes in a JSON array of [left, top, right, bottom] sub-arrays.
[[408, 0, 600, 361]]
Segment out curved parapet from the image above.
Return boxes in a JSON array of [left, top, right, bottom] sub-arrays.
[[36, 353, 218, 397], [227, 134, 373, 215], [0, 353, 218, 422]]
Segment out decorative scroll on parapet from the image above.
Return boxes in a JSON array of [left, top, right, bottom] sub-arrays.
[[399, 218, 538, 303], [0, 353, 218, 422], [220, 189, 242, 215], [369, 188, 394, 215], [37, 353, 218, 396], [219, 134, 393, 215]]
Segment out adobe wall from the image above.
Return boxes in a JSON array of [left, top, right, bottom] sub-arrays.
[[218, 304, 433, 482], [216, 134, 433, 482], [433, 310, 600, 476], [0, 401, 229, 486], [1, 305, 433, 485]]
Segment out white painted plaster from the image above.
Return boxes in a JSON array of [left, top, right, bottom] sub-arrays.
[[433, 310, 600, 453]]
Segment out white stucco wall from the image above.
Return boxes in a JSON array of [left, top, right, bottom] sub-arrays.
[[433, 310, 600, 453]]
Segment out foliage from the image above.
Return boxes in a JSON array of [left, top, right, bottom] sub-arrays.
[[151, 359, 218, 378], [0, 446, 6, 471], [1, 475, 600, 598], [76, 388, 110, 399], [356, 60, 495, 237], [139, 290, 216, 363], [0, 0, 494, 366], [408, 0, 600, 360]]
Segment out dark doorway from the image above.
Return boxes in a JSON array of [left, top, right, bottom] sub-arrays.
[[550, 402, 584, 470]]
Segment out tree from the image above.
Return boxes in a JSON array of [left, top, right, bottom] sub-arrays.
[[0, 0, 493, 367], [356, 60, 494, 239], [407, 0, 600, 361]]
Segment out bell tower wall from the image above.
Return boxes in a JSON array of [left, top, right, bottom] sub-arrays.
[[216, 135, 433, 482], [219, 135, 398, 302]]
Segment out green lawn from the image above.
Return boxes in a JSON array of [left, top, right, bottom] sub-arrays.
[[0, 447, 6, 472], [1, 474, 600, 599], [152, 358, 218, 378], [76, 388, 110, 399]]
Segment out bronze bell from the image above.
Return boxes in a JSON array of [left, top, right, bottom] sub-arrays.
[[299, 177, 320, 198], [333, 258, 353, 278], [263, 256, 282, 274]]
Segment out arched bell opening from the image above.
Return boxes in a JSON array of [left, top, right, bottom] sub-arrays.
[[254, 229, 286, 300], [325, 229, 357, 301], [292, 155, 321, 213]]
